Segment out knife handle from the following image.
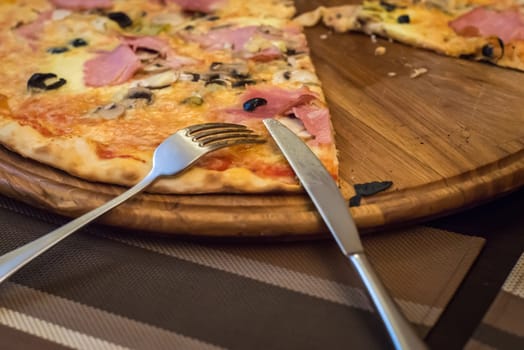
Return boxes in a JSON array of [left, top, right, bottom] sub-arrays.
[[349, 253, 428, 350]]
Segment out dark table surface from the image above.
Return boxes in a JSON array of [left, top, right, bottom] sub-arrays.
[[0, 188, 520, 350], [424, 187, 524, 349]]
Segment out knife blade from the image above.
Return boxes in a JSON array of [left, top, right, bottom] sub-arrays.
[[263, 118, 427, 350]]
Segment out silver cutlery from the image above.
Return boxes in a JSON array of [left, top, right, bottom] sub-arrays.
[[0, 122, 264, 284], [264, 118, 427, 350]]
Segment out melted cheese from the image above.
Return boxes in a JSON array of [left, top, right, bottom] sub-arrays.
[[43, 51, 94, 92], [0, 0, 338, 192]]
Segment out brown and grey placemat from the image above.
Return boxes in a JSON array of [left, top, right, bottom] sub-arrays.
[[0, 196, 485, 349], [466, 252, 524, 350]]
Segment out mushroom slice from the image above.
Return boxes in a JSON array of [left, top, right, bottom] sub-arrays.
[[209, 61, 249, 78], [151, 12, 185, 26], [277, 116, 313, 140], [91, 103, 126, 120], [132, 70, 179, 89], [135, 49, 160, 63], [141, 62, 172, 73], [272, 69, 319, 84], [121, 87, 154, 108]]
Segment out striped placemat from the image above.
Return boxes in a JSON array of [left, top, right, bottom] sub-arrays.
[[0, 196, 485, 349], [466, 252, 524, 350]]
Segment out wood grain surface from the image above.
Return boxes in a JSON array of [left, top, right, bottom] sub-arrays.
[[0, 0, 523, 237]]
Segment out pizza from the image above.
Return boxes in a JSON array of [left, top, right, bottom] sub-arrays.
[[295, 0, 524, 72], [0, 0, 338, 194]]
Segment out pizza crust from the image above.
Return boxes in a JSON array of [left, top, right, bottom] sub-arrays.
[[357, 8, 487, 57], [294, 5, 363, 33], [498, 41, 524, 71], [0, 118, 303, 194]]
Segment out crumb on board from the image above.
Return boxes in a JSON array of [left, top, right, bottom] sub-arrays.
[[461, 129, 471, 139], [409, 67, 428, 78], [370, 34, 377, 43], [374, 46, 386, 56], [387, 72, 397, 77], [320, 33, 329, 39]]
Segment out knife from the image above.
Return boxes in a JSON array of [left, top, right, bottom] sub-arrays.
[[263, 119, 427, 350]]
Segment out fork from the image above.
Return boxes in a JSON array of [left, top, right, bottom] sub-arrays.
[[0, 122, 264, 284]]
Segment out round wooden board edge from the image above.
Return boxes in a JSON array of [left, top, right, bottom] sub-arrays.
[[0, 146, 523, 238]]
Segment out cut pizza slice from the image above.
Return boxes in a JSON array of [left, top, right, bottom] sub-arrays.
[[295, 0, 524, 71], [0, 0, 338, 194]]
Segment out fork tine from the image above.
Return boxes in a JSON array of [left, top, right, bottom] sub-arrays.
[[183, 122, 265, 148], [185, 122, 247, 134], [199, 132, 264, 146], [204, 136, 266, 150], [191, 128, 255, 141]]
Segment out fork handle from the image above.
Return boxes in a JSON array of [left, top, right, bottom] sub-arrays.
[[349, 253, 428, 350], [0, 172, 158, 284]]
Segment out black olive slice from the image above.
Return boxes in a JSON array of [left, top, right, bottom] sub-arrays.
[[349, 181, 393, 207], [379, 0, 397, 12], [480, 37, 504, 60], [231, 79, 256, 88], [243, 97, 267, 112], [70, 38, 88, 47], [47, 46, 69, 54], [397, 14, 410, 24], [27, 73, 67, 91], [354, 181, 393, 196], [482, 44, 494, 58], [107, 12, 133, 28]]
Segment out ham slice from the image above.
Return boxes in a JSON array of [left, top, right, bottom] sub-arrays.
[[186, 25, 287, 60], [15, 11, 52, 43], [245, 46, 283, 62], [223, 86, 331, 144], [186, 23, 308, 60], [189, 26, 259, 51], [122, 35, 198, 69], [282, 23, 308, 53], [122, 36, 176, 57], [225, 86, 318, 119], [50, 0, 113, 10], [162, 55, 199, 69], [84, 36, 196, 86], [165, 0, 224, 13], [449, 7, 524, 43], [292, 105, 333, 145], [84, 45, 142, 87]]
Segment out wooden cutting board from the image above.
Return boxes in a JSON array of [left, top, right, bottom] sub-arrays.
[[0, 0, 523, 237]]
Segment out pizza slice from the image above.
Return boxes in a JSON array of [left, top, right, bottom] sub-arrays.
[[0, 0, 338, 194], [295, 0, 524, 71]]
